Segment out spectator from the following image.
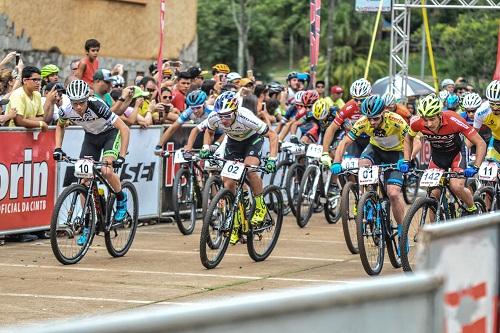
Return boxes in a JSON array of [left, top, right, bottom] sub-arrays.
[[40, 64, 60, 86], [137, 76, 158, 118], [187, 66, 204, 90], [9, 66, 52, 129], [327, 85, 345, 109], [153, 87, 179, 124], [211, 63, 230, 81], [93, 69, 113, 107], [75, 38, 100, 86], [227, 72, 242, 88], [315, 80, 325, 97], [64, 59, 80, 87], [42, 82, 69, 125], [254, 84, 274, 125], [0, 97, 15, 125], [171, 71, 191, 111]]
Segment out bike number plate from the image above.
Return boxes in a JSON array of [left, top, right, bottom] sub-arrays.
[[174, 150, 187, 164], [306, 144, 323, 158], [74, 159, 94, 178], [419, 169, 443, 187], [342, 158, 359, 170], [358, 166, 379, 185], [478, 161, 498, 181], [283, 142, 305, 155], [221, 161, 245, 180]]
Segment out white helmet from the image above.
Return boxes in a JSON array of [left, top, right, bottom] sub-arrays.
[[294, 91, 305, 105], [382, 92, 396, 107], [485, 80, 500, 102], [227, 72, 242, 82], [67, 79, 90, 101], [438, 90, 449, 102], [461, 92, 482, 109], [441, 78, 455, 89], [350, 78, 372, 98], [111, 75, 125, 87]]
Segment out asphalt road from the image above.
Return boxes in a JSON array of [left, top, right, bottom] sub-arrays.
[[0, 213, 400, 327]]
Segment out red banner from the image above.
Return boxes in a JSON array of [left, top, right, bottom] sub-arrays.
[[494, 23, 500, 80], [310, 0, 321, 86], [0, 130, 56, 232], [157, 0, 166, 88]]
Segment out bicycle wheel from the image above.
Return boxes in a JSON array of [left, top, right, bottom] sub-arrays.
[[50, 184, 96, 265], [474, 186, 495, 212], [402, 173, 420, 205], [356, 191, 385, 276], [202, 175, 222, 215], [324, 175, 341, 224], [296, 166, 318, 228], [383, 200, 402, 269], [199, 189, 234, 269], [269, 160, 292, 215], [472, 195, 487, 215], [172, 167, 196, 235], [247, 185, 284, 262], [105, 181, 139, 257], [400, 197, 438, 272], [285, 162, 304, 217], [341, 181, 359, 254]]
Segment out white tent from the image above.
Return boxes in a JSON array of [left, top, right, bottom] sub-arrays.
[[372, 75, 435, 99]]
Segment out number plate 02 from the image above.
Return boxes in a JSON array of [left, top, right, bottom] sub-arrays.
[[221, 161, 245, 180], [419, 169, 443, 187], [358, 166, 379, 185], [74, 159, 94, 178]]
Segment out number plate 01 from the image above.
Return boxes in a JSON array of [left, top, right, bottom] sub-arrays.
[[221, 161, 245, 180], [74, 159, 94, 178], [358, 166, 379, 185]]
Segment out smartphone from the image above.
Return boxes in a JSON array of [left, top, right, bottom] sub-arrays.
[[247, 70, 253, 78], [15, 53, 20, 65]]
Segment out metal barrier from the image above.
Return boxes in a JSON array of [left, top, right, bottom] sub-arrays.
[[0, 272, 443, 333]]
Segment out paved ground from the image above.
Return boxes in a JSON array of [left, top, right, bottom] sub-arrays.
[[0, 213, 401, 327]]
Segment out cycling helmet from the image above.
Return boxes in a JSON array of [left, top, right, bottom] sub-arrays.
[[438, 90, 449, 102], [212, 63, 230, 74], [301, 90, 319, 107], [461, 92, 482, 110], [162, 68, 174, 77], [294, 91, 305, 106], [287, 71, 298, 81], [361, 95, 385, 118], [441, 78, 455, 89], [312, 98, 333, 120], [66, 79, 90, 101], [214, 91, 239, 114], [382, 92, 396, 107], [330, 85, 343, 94], [417, 94, 443, 117], [40, 64, 60, 79], [297, 72, 310, 83], [267, 81, 284, 94], [485, 80, 500, 102], [186, 89, 207, 107], [350, 78, 372, 98], [110, 75, 125, 87], [227, 72, 242, 82], [445, 94, 460, 110]]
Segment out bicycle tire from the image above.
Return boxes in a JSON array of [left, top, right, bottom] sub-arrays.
[[285, 162, 305, 217], [199, 189, 234, 269], [472, 195, 487, 215], [400, 197, 438, 272], [341, 181, 359, 254], [383, 200, 401, 269], [324, 175, 341, 224], [296, 166, 318, 228], [269, 160, 292, 215], [474, 186, 495, 212], [356, 190, 385, 276], [402, 173, 420, 205], [202, 175, 222, 215], [104, 181, 139, 257], [247, 185, 284, 262], [50, 184, 96, 265], [173, 167, 196, 235]]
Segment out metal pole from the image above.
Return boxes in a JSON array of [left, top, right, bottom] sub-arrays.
[[420, 23, 426, 80]]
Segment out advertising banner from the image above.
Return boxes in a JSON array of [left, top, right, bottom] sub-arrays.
[[355, 0, 391, 12], [0, 130, 56, 233]]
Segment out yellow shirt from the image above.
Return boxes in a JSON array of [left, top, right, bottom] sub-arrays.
[[139, 99, 150, 117], [8, 87, 44, 127], [326, 96, 345, 110], [474, 102, 500, 140], [348, 112, 416, 151]]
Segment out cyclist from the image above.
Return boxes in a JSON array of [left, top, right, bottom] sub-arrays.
[[41, 64, 60, 85], [460, 92, 491, 158], [409, 94, 487, 215], [286, 72, 300, 106], [381, 92, 411, 123], [331, 95, 416, 253], [52, 79, 130, 245], [474, 80, 500, 161], [197, 91, 279, 244], [320, 78, 372, 167], [288, 90, 320, 144], [444, 93, 460, 112]]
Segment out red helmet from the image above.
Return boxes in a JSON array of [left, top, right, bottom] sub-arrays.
[[301, 90, 319, 107], [330, 85, 343, 94]]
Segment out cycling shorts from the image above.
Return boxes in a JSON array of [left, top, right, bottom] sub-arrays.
[[224, 133, 263, 161], [360, 144, 403, 187], [80, 128, 121, 160], [429, 148, 466, 172]]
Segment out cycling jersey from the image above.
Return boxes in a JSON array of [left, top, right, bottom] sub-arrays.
[[333, 99, 360, 128], [460, 110, 491, 142], [58, 97, 118, 135], [197, 106, 268, 141], [393, 104, 411, 123], [177, 105, 214, 125], [474, 101, 500, 140], [348, 112, 415, 152]]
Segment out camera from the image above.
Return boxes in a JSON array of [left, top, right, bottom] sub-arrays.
[[15, 53, 20, 65]]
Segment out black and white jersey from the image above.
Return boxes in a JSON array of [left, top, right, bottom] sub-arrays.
[[197, 106, 268, 141], [58, 97, 118, 135]]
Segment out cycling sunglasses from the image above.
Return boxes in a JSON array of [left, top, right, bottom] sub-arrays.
[[218, 112, 234, 120]]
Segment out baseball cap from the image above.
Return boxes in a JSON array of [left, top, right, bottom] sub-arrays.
[[240, 78, 253, 87], [227, 72, 242, 82], [330, 85, 343, 94], [132, 86, 150, 99], [0, 97, 9, 105], [93, 69, 112, 82]]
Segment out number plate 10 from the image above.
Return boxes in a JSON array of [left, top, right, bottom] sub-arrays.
[[358, 166, 379, 185], [419, 169, 443, 187], [221, 161, 245, 180], [478, 161, 498, 181], [74, 159, 94, 178]]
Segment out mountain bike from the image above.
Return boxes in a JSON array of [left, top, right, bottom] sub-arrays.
[[473, 160, 499, 212], [200, 157, 283, 269], [50, 157, 138, 265], [338, 157, 360, 254], [400, 169, 487, 272]]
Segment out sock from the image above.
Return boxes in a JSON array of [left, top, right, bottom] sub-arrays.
[[466, 204, 477, 212], [116, 191, 125, 201]]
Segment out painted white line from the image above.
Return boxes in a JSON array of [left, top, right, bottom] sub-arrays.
[[0, 263, 351, 284], [0, 293, 191, 305]]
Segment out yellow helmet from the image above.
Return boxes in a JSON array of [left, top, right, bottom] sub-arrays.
[[212, 63, 230, 74], [417, 94, 443, 117], [312, 98, 333, 120]]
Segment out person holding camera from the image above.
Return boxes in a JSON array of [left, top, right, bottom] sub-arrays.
[[42, 82, 69, 125]]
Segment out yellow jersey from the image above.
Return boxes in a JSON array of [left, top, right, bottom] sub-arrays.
[[474, 101, 500, 140], [348, 112, 416, 151]]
